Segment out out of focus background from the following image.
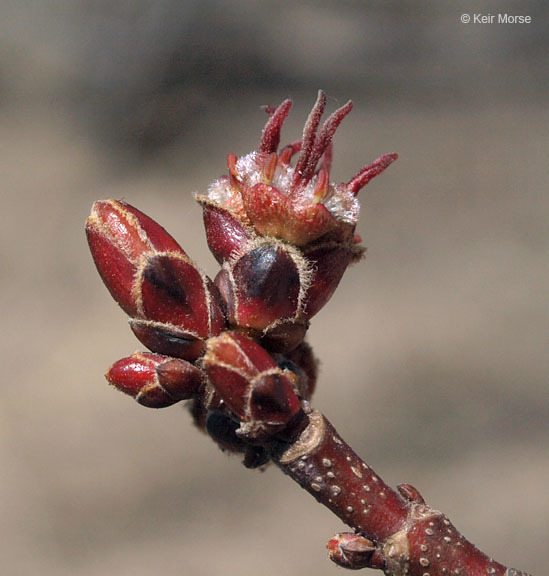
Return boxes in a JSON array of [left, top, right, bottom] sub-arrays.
[[1, 2, 547, 575]]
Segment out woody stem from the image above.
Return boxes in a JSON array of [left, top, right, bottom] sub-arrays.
[[268, 407, 522, 576]]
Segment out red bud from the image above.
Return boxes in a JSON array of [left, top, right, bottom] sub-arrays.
[[87, 200, 226, 352], [86, 200, 185, 316], [137, 252, 225, 338], [106, 352, 204, 408], [326, 533, 379, 570], [202, 332, 301, 438], [215, 242, 310, 333]]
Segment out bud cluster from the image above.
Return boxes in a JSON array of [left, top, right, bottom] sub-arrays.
[[85, 94, 532, 576], [86, 91, 396, 464]]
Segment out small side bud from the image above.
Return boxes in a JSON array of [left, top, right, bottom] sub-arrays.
[[106, 352, 204, 408], [327, 532, 380, 570], [397, 483, 425, 504]]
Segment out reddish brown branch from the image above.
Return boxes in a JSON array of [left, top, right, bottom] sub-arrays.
[[269, 406, 530, 576]]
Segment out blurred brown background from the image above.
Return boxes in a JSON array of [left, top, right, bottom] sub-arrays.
[[1, 1, 547, 575]]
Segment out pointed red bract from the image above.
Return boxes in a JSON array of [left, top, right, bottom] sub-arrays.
[[200, 202, 253, 264]]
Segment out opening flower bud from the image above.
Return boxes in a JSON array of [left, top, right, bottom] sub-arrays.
[[196, 92, 397, 331], [200, 90, 397, 249]]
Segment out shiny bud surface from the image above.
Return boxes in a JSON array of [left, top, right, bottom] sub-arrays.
[[86, 200, 184, 316], [200, 202, 254, 264], [86, 200, 225, 358], [215, 242, 310, 334], [106, 352, 204, 408], [202, 332, 302, 439]]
